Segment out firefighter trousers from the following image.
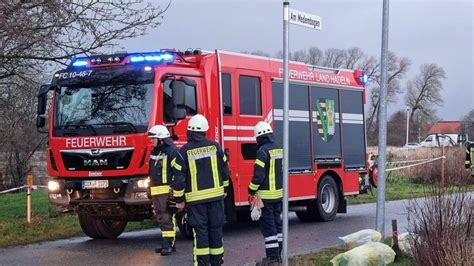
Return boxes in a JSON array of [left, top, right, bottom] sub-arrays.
[[187, 200, 225, 266], [152, 194, 176, 249], [259, 200, 282, 260]]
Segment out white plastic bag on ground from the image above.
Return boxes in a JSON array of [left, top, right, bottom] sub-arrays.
[[397, 232, 416, 257], [338, 229, 382, 249], [330, 242, 396, 266]]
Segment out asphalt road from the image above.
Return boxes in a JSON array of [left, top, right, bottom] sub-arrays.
[[0, 199, 412, 266]]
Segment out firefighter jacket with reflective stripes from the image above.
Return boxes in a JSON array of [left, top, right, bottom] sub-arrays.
[[149, 143, 178, 196], [466, 142, 474, 176], [172, 132, 230, 205], [248, 135, 283, 201]]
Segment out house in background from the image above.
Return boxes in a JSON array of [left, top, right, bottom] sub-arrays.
[[420, 121, 468, 147]]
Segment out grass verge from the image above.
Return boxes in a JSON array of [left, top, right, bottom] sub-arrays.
[[347, 176, 474, 205], [0, 189, 155, 247]]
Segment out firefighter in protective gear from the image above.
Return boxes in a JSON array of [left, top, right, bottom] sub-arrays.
[[248, 121, 283, 264], [466, 141, 474, 176], [148, 125, 179, 256], [172, 114, 230, 266]]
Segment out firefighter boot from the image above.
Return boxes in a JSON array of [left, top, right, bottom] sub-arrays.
[[155, 245, 176, 254], [160, 246, 175, 256]]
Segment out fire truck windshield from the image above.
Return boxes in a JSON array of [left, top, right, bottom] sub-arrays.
[[53, 81, 153, 137]]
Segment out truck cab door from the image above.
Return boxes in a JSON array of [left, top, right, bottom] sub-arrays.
[[156, 71, 202, 146], [233, 69, 267, 204]]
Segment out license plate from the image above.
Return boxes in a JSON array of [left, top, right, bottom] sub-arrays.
[[82, 180, 109, 189]]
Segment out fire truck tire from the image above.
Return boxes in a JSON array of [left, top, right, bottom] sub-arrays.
[[296, 175, 339, 222], [314, 176, 339, 221], [78, 213, 127, 239], [94, 219, 127, 239], [176, 211, 193, 239], [78, 213, 103, 239]]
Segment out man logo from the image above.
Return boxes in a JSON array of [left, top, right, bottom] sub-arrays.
[[91, 149, 100, 155], [84, 159, 108, 166], [316, 99, 335, 142]]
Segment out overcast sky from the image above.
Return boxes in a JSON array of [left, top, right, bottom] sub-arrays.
[[121, 0, 473, 120]]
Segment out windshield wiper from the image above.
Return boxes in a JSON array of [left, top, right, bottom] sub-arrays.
[[108, 122, 138, 133], [59, 123, 98, 135]]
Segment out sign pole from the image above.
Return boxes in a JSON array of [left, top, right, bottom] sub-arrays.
[[281, 3, 321, 263], [376, 0, 390, 236], [282, 1, 290, 265]]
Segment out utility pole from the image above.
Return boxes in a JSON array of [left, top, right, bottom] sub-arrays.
[[376, 0, 390, 237]]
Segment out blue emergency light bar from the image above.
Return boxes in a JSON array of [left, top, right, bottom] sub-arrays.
[[358, 72, 368, 85], [72, 59, 88, 67], [70, 52, 175, 68], [129, 53, 174, 63]]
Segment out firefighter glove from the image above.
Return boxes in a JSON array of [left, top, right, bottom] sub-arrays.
[[250, 204, 261, 221], [249, 195, 263, 221]]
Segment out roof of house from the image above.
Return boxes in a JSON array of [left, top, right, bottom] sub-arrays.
[[427, 121, 463, 134]]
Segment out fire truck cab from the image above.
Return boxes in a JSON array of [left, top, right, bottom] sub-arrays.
[[37, 49, 368, 239]]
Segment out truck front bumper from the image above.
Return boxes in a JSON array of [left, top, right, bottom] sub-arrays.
[[47, 177, 152, 206]]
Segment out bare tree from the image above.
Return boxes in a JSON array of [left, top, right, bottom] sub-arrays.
[[0, 0, 169, 81], [275, 46, 369, 72], [406, 63, 446, 122], [387, 110, 407, 146], [343, 47, 364, 69], [359, 55, 379, 83], [322, 48, 344, 68], [0, 0, 169, 187], [290, 49, 308, 63], [0, 73, 47, 187], [366, 51, 411, 139], [307, 46, 323, 66]]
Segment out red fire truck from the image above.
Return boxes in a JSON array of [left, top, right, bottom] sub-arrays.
[[37, 49, 368, 239]]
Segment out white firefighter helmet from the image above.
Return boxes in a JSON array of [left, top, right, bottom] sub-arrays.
[[148, 125, 170, 139], [254, 121, 273, 138], [187, 114, 209, 132]]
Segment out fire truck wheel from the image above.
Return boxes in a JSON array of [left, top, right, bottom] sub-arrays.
[[296, 175, 339, 222], [78, 213, 103, 239], [315, 176, 339, 221], [176, 211, 193, 239], [78, 213, 127, 239], [94, 219, 127, 239]]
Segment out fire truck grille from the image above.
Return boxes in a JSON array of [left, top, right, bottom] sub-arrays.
[[60, 149, 133, 171]]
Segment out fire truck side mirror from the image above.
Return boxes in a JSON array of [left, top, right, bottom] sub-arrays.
[[37, 85, 50, 115], [173, 108, 186, 120], [36, 116, 46, 128], [170, 80, 187, 121], [171, 80, 186, 106]]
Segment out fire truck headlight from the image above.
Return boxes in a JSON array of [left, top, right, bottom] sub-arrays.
[[144, 66, 152, 72], [48, 181, 60, 192], [136, 178, 150, 189]]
